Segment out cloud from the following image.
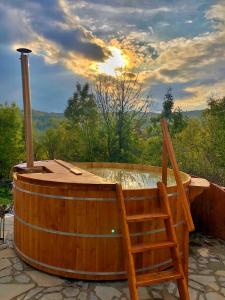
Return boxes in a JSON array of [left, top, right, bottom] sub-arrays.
[[0, 0, 111, 69], [41, 27, 109, 61], [205, 1, 225, 27], [108, 0, 225, 110], [69, 1, 172, 16], [175, 80, 225, 110], [0, 3, 33, 44], [1, 0, 225, 111]]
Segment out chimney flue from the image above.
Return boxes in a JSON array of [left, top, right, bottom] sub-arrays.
[[17, 48, 34, 168]]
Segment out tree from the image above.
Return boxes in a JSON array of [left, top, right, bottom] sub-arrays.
[[172, 107, 187, 134], [0, 103, 24, 178], [65, 83, 97, 123], [161, 88, 187, 134], [205, 97, 225, 170], [94, 72, 151, 161], [64, 83, 100, 161], [162, 88, 174, 120], [173, 97, 225, 186], [42, 127, 60, 159], [33, 130, 48, 161]]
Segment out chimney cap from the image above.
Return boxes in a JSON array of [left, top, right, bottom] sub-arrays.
[[17, 48, 32, 54]]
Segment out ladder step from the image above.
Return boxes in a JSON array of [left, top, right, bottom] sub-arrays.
[[131, 241, 176, 254], [136, 270, 183, 287], [126, 213, 169, 223]]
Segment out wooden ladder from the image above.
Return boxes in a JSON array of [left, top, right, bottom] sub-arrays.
[[116, 182, 190, 300]]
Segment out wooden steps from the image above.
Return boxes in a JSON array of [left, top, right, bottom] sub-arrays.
[[131, 241, 176, 254], [136, 270, 183, 287], [116, 181, 190, 300], [126, 213, 169, 223], [116, 119, 191, 300]]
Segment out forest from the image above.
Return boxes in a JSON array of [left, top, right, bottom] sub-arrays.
[[0, 73, 225, 194]]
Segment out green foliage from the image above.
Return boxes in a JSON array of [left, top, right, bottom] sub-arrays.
[[0, 103, 24, 178], [206, 97, 225, 170], [173, 118, 210, 174], [162, 88, 174, 120], [142, 135, 162, 166], [160, 88, 187, 134], [33, 129, 49, 161], [1, 84, 224, 188], [171, 107, 188, 134], [64, 83, 100, 161], [65, 83, 97, 123], [32, 110, 63, 131], [173, 99, 225, 185], [32, 84, 225, 186], [0, 184, 12, 206]]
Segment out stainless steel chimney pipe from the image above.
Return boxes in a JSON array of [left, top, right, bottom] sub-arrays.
[[17, 48, 34, 168]]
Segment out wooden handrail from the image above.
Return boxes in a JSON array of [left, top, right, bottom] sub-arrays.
[[160, 119, 195, 232], [162, 139, 168, 186]]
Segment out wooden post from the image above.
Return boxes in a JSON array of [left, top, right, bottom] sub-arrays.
[[17, 48, 34, 168], [160, 118, 195, 232]]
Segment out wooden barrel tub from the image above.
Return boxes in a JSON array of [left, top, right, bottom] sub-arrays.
[[13, 160, 200, 281]]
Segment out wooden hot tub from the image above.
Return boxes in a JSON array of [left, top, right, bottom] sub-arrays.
[[13, 160, 206, 280]]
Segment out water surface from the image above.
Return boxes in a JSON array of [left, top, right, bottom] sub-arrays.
[[85, 167, 176, 189]]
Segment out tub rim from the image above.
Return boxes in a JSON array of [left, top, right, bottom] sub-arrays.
[[13, 161, 191, 191]]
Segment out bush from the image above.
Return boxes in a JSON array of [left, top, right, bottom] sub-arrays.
[[0, 182, 12, 206]]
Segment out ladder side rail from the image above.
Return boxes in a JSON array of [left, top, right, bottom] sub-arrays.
[[158, 182, 190, 300], [157, 182, 183, 270], [116, 184, 138, 300], [160, 119, 195, 232], [162, 138, 168, 186]]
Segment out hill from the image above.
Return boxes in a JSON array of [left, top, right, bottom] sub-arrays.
[[29, 109, 204, 131], [182, 110, 204, 118], [31, 110, 64, 131]]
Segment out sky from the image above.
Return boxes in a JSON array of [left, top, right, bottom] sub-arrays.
[[0, 0, 225, 112]]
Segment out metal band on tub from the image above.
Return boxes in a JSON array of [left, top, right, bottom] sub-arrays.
[[13, 183, 187, 202], [14, 213, 184, 238], [14, 244, 183, 276]]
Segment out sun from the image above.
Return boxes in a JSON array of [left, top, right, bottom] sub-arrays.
[[97, 46, 129, 76]]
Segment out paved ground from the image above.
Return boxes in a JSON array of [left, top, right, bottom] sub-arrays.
[[0, 216, 225, 300]]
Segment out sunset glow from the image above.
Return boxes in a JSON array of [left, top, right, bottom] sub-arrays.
[[97, 47, 129, 76]]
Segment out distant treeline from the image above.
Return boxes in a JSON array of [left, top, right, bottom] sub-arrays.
[[0, 74, 224, 186], [31, 109, 203, 132]]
